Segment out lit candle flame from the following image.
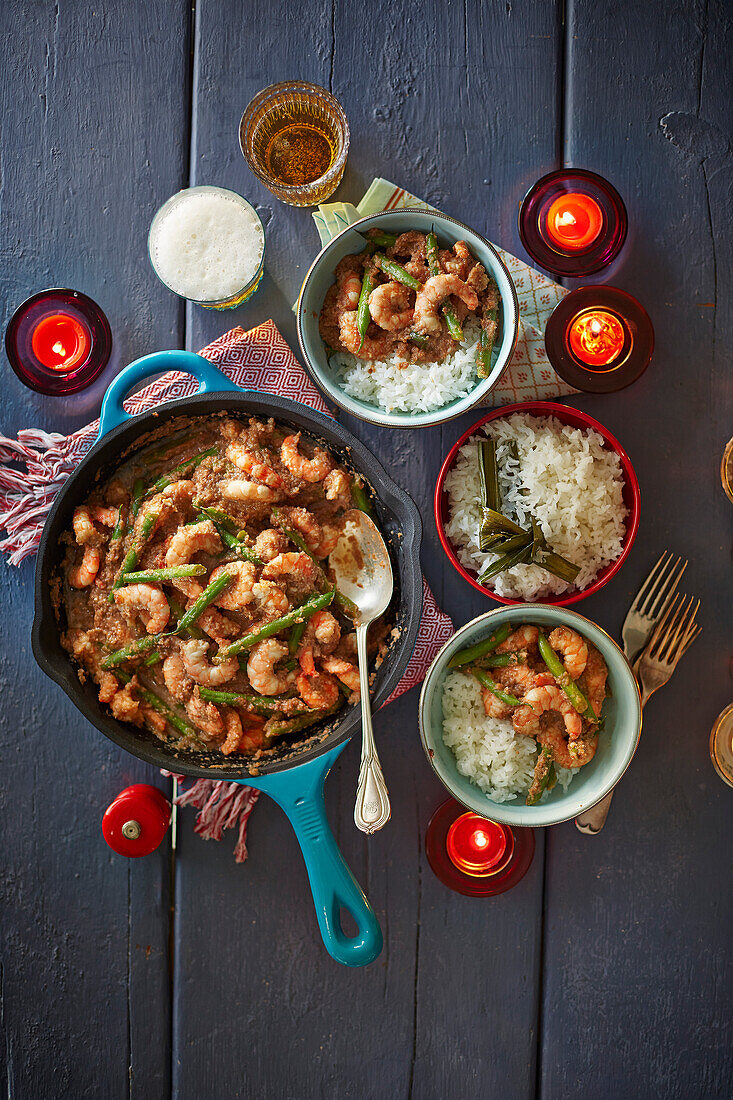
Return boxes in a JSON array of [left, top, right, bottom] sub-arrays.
[[473, 830, 489, 849], [557, 211, 577, 228]]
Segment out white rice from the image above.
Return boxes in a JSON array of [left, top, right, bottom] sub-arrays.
[[444, 413, 627, 600], [331, 323, 482, 414], [442, 670, 576, 802]]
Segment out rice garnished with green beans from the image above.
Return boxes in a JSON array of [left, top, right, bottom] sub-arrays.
[[444, 413, 627, 600], [332, 322, 482, 414], [442, 670, 576, 802]]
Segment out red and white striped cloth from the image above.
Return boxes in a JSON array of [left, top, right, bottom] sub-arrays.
[[0, 321, 454, 861]]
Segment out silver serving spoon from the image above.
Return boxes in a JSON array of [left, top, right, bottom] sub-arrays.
[[329, 509, 393, 834]]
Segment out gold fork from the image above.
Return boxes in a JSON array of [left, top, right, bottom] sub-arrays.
[[576, 593, 701, 835], [635, 592, 701, 705]]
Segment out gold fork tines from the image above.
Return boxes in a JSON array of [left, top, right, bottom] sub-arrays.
[[634, 551, 687, 619], [647, 593, 701, 665]]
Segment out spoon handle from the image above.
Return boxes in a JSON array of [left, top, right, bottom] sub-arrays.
[[353, 623, 391, 834]]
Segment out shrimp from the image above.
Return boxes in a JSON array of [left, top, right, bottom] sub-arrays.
[[314, 523, 341, 559], [338, 311, 393, 360], [114, 583, 170, 634], [296, 670, 340, 711], [163, 652, 193, 703], [226, 442, 284, 489], [481, 689, 512, 719], [581, 645, 608, 717], [209, 561, 257, 611], [414, 274, 479, 336], [185, 688, 224, 741], [320, 656, 361, 697], [323, 469, 351, 507], [253, 528, 289, 562], [252, 581, 291, 617], [221, 708, 244, 756], [548, 626, 588, 680], [160, 479, 196, 510], [166, 519, 222, 567], [334, 254, 364, 310], [298, 610, 341, 674], [72, 506, 98, 545], [280, 433, 333, 483], [512, 684, 583, 741], [181, 638, 238, 686], [271, 506, 322, 552], [496, 624, 539, 655], [537, 724, 597, 769], [222, 479, 281, 503], [261, 551, 321, 586], [69, 546, 100, 588], [368, 282, 415, 331], [247, 639, 291, 696], [495, 665, 552, 698], [108, 682, 143, 724], [98, 671, 120, 704]]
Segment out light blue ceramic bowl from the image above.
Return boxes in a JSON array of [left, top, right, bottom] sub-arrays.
[[419, 605, 642, 827], [296, 209, 519, 429]]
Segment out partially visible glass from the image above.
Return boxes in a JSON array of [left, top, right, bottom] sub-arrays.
[[240, 81, 349, 207], [710, 702, 733, 788], [721, 437, 733, 503], [148, 186, 265, 310]]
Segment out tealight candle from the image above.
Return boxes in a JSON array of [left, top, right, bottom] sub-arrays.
[[518, 169, 627, 277], [545, 286, 654, 394], [425, 798, 535, 897], [31, 313, 91, 372], [545, 192, 603, 252], [567, 309, 627, 368], [5, 289, 112, 396]]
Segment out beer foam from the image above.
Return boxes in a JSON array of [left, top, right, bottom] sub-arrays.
[[150, 189, 264, 302]]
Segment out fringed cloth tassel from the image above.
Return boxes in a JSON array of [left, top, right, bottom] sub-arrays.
[[163, 774, 260, 863]]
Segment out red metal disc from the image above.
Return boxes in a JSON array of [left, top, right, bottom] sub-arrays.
[[102, 784, 171, 858]]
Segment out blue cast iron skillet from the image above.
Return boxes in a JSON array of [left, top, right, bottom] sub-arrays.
[[32, 351, 423, 968]]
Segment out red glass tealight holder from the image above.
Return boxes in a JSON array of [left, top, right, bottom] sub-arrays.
[[425, 798, 535, 897], [5, 289, 112, 396], [544, 285, 654, 394], [518, 168, 627, 277]]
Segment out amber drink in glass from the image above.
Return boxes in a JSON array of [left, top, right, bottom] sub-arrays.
[[240, 81, 349, 207]]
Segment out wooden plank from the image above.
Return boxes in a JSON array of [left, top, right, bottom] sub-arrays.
[[0, 1, 190, 1095], [177, 2, 561, 1097], [540, 2, 733, 1097]]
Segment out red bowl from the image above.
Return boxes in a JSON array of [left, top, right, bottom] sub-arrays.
[[434, 401, 641, 606]]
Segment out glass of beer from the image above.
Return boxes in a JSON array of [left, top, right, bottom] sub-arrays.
[[239, 81, 349, 207], [148, 186, 265, 310]]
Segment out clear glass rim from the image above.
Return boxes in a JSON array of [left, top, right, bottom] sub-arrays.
[[239, 81, 350, 197], [147, 185, 265, 306]]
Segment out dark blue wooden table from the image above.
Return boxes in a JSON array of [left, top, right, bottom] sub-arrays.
[[2, 2, 732, 1096]]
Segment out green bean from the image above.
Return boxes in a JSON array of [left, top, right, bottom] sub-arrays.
[[193, 503, 239, 534], [108, 507, 160, 602], [526, 747, 555, 806], [117, 671, 196, 739], [102, 634, 160, 669], [373, 253, 421, 290], [289, 618, 308, 656], [121, 565, 206, 584], [214, 590, 335, 663], [472, 668, 522, 708], [175, 572, 235, 636], [408, 332, 429, 347], [131, 479, 145, 519], [476, 326, 492, 378], [267, 706, 337, 739], [425, 231, 463, 340], [351, 476, 374, 516], [366, 231, 397, 248], [198, 687, 307, 714], [356, 267, 376, 350], [147, 446, 218, 496], [168, 596, 205, 640], [477, 653, 520, 669], [144, 651, 163, 667], [110, 507, 124, 541], [447, 623, 511, 668], [206, 518, 263, 565], [537, 633, 599, 722]]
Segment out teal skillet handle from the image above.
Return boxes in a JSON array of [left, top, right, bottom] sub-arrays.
[[245, 743, 383, 967], [97, 351, 241, 440]]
